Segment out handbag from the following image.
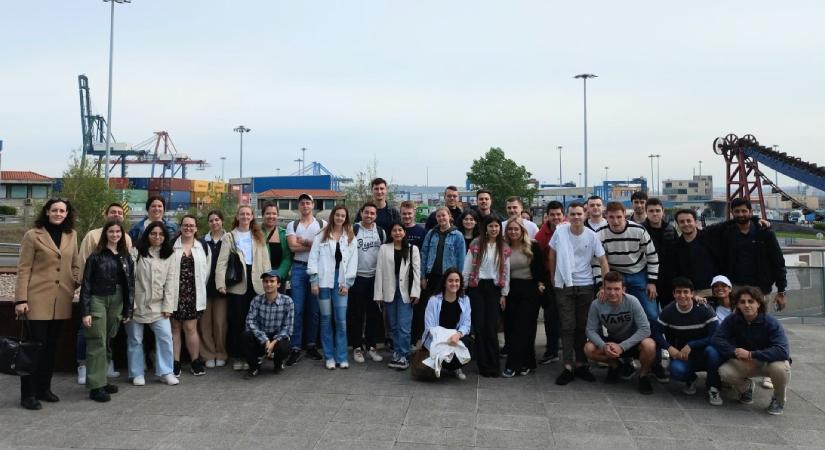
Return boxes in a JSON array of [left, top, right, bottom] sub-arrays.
[[410, 348, 437, 381], [0, 317, 44, 377], [224, 233, 245, 287]]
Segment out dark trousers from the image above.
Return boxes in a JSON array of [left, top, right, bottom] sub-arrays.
[[540, 290, 560, 355], [555, 285, 593, 366], [348, 276, 380, 349], [242, 331, 290, 370], [227, 265, 255, 358], [412, 272, 441, 346], [470, 280, 502, 376], [442, 335, 475, 371], [505, 279, 540, 371], [20, 319, 64, 400]]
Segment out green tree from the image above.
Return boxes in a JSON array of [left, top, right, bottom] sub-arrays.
[[466, 147, 538, 214], [341, 158, 396, 219], [55, 151, 120, 238]]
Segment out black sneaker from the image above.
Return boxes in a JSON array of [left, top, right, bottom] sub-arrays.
[[191, 359, 206, 376], [555, 368, 575, 385], [574, 365, 597, 382], [619, 361, 636, 381], [539, 351, 560, 365], [285, 350, 302, 366], [306, 347, 323, 361], [173, 361, 181, 378], [243, 367, 259, 379], [652, 364, 670, 383], [605, 366, 620, 384], [638, 374, 654, 395], [20, 397, 42, 410], [103, 384, 118, 394], [273, 359, 285, 374], [89, 388, 111, 403]]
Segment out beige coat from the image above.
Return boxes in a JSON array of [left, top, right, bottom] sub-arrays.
[[374, 243, 421, 303], [215, 230, 270, 296], [78, 226, 132, 281], [173, 237, 210, 312], [131, 247, 179, 323], [15, 228, 80, 320]]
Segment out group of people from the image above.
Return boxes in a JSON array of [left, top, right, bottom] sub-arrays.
[[12, 181, 792, 415]]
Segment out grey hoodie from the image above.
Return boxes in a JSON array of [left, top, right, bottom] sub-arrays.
[[586, 293, 651, 351]]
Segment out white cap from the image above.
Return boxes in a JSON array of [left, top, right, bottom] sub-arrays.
[[711, 275, 732, 288]]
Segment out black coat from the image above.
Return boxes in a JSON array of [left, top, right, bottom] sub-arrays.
[[79, 249, 135, 318], [703, 219, 786, 294]]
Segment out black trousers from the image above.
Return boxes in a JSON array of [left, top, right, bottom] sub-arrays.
[[540, 289, 560, 355], [469, 280, 502, 376], [505, 279, 540, 371], [20, 319, 64, 400], [412, 272, 441, 346], [442, 335, 475, 371], [227, 265, 255, 358], [347, 276, 381, 349], [242, 331, 290, 370]]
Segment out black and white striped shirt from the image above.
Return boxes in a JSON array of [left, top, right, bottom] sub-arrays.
[[597, 222, 659, 282]]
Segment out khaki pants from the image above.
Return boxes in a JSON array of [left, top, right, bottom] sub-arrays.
[[85, 289, 123, 390], [199, 296, 228, 361], [719, 359, 791, 404]]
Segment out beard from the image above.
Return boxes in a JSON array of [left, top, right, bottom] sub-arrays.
[[734, 216, 750, 224]]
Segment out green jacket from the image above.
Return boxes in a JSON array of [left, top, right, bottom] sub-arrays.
[[264, 226, 293, 280]]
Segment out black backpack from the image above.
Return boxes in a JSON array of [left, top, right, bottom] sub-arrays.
[[353, 223, 386, 243]]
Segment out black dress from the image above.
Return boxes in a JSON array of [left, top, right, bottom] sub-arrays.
[[173, 253, 202, 321]]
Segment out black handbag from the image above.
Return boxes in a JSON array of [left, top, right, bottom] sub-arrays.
[[0, 318, 44, 377], [224, 233, 245, 287]]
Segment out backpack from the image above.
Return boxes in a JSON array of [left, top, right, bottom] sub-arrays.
[[353, 223, 386, 243], [290, 217, 327, 235]]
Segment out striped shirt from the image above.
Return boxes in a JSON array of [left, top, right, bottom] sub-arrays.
[[597, 222, 659, 282], [652, 302, 718, 350], [246, 293, 294, 344]]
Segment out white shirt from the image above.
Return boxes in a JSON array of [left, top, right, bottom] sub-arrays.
[[550, 225, 604, 287], [286, 218, 323, 262], [236, 230, 253, 265], [478, 243, 499, 280]]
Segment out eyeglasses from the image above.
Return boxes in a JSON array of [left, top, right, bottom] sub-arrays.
[[181, 224, 197, 228]]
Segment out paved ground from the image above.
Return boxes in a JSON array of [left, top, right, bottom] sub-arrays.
[[2, 324, 825, 449]]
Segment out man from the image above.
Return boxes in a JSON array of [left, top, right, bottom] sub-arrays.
[[629, 191, 648, 223], [652, 277, 722, 405], [475, 189, 499, 221], [242, 271, 293, 379], [128, 195, 178, 241], [349, 202, 386, 363], [502, 197, 539, 238], [584, 195, 607, 232], [355, 177, 400, 238], [642, 198, 677, 307], [672, 209, 718, 295], [400, 201, 427, 249], [425, 186, 463, 230], [535, 201, 564, 249], [548, 202, 609, 385], [285, 193, 325, 365], [533, 200, 564, 364], [584, 271, 657, 394]]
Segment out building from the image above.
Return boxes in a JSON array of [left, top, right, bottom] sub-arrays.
[[662, 175, 713, 202], [256, 189, 346, 221], [0, 171, 53, 212]]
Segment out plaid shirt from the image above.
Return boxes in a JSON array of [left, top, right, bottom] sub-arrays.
[[246, 293, 294, 344]]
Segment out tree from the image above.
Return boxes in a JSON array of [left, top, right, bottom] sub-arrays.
[[466, 147, 538, 214], [341, 158, 396, 219], [55, 151, 120, 238]]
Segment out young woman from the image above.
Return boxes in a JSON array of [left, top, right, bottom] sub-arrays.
[[127, 221, 179, 386], [374, 222, 421, 370], [463, 214, 510, 377], [308, 205, 358, 369], [708, 275, 734, 322], [216, 205, 271, 370], [421, 268, 472, 380], [200, 210, 228, 368], [171, 215, 210, 377], [502, 219, 546, 377], [459, 210, 479, 251], [14, 198, 80, 410], [128, 195, 178, 241], [80, 220, 134, 402], [261, 202, 293, 281]]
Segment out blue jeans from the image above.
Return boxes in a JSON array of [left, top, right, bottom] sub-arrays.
[[291, 263, 319, 350], [623, 270, 658, 322], [125, 319, 174, 378], [385, 286, 413, 360], [319, 272, 349, 363], [668, 345, 722, 389]]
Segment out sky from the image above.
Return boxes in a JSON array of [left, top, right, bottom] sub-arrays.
[[1, 1, 823, 190]]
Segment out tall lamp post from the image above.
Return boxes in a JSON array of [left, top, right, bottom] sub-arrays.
[[557, 145, 563, 185], [574, 73, 597, 195], [219, 156, 226, 180], [604, 166, 609, 182], [648, 154, 656, 195], [103, 0, 131, 188], [698, 160, 703, 176], [233, 125, 251, 178]]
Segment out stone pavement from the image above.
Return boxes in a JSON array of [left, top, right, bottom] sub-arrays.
[[2, 323, 825, 449]]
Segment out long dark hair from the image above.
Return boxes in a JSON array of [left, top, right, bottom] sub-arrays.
[[95, 220, 129, 257], [437, 267, 465, 299], [136, 221, 174, 259], [34, 198, 76, 232], [389, 222, 415, 294], [459, 210, 479, 238], [474, 215, 505, 274], [732, 286, 768, 315]]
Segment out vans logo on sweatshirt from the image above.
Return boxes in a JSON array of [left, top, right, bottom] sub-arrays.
[[601, 312, 632, 325]]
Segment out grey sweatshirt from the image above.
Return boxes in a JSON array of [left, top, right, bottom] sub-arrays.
[[355, 223, 382, 277], [586, 293, 651, 351]]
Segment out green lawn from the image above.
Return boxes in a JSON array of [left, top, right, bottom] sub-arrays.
[[776, 230, 825, 240]]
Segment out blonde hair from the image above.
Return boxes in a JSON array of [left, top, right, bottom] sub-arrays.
[[505, 219, 532, 261]]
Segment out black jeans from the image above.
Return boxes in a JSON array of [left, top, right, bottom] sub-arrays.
[[20, 319, 64, 400], [442, 335, 475, 371], [540, 289, 560, 355], [469, 280, 502, 375], [242, 331, 290, 370], [347, 276, 380, 349], [555, 285, 594, 366], [505, 279, 540, 371], [227, 265, 255, 358]]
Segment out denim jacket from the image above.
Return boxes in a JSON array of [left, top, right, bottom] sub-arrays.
[[421, 227, 466, 279]]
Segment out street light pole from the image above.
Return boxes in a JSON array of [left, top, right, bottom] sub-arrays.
[[698, 160, 703, 176], [220, 156, 226, 180], [604, 166, 609, 182], [574, 73, 597, 196], [103, 0, 131, 188], [648, 154, 655, 195], [233, 125, 250, 178], [557, 145, 563, 185], [656, 154, 661, 197]]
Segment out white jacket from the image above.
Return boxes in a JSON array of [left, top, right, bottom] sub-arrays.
[[131, 247, 179, 324], [423, 326, 471, 378], [173, 237, 210, 312], [307, 231, 358, 289], [374, 243, 421, 303]]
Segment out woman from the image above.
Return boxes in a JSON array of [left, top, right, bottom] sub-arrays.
[[459, 210, 479, 251], [420, 268, 472, 380], [127, 221, 179, 386], [463, 214, 510, 377], [80, 220, 134, 402], [502, 219, 546, 377], [714, 286, 791, 415], [375, 222, 421, 370], [708, 275, 734, 322], [261, 202, 293, 281], [128, 195, 178, 241], [14, 198, 80, 410], [200, 210, 228, 368], [171, 215, 210, 377], [308, 205, 357, 369], [216, 205, 271, 371]]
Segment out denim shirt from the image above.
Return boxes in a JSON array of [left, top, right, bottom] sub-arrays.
[[420, 227, 466, 279]]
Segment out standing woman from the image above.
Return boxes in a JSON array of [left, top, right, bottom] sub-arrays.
[[171, 215, 210, 377], [463, 215, 510, 377], [261, 202, 293, 281], [374, 222, 421, 370], [200, 210, 228, 368], [216, 205, 271, 371], [502, 220, 546, 377], [459, 210, 479, 251], [14, 198, 80, 410], [80, 220, 134, 402], [127, 221, 179, 386], [308, 205, 358, 369]]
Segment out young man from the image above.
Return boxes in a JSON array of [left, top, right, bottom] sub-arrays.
[[400, 200, 427, 249], [285, 193, 325, 365], [534, 200, 564, 364], [475, 189, 499, 221], [548, 202, 609, 385], [355, 177, 400, 238], [642, 198, 677, 307], [584, 195, 607, 232], [652, 277, 722, 405], [242, 271, 293, 379], [128, 195, 178, 241], [629, 191, 648, 224], [425, 186, 463, 230], [349, 202, 385, 363], [534, 201, 564, 249], [584, 271, 657, 394], [672, 209, 717, 295], [503, 197, 539, 238]]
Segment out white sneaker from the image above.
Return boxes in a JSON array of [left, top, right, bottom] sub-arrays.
[[683, 381, 697, 395], [353, 348, 365, 363], [132, 375, 145, 386], [762, 377, 774, 389], [325, 359, 336, 370], [160, 374, 180, 386], [215, 359, 226, 367], [232, 359, 244, 370], [77, 365, 87, 385], [205, 359, 216, 369], [454, 369, 467, 381], [107, 361, 120, 378], [339, 361, 349, 369], [367, 347, 383, 362], [708, 387, 723, 406]]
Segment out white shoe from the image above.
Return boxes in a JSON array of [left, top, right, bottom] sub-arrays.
[[232, 359, 244, 370], [367, 347, 383, 362], [160, 374, 180, 386], [339, 361, 349, 369], [325, 359, 336, 370], [77, 365, 87, 385], [205, 359, 216, 369], [353, 348, 365, 363], [683, 381, 697, 395], [107, 361, 120, 378], [762, 377, 774, 389], [215, 359, 226, 367], [454, 369, 467, 381], [708, 387, 723, 406], [132, 376, 145, 386]]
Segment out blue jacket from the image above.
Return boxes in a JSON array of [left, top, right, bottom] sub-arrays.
[[712, 312, 790, 362], [422, 293, 471, 350], [129, 217, 179, 242], [421, 226, 466, 279]]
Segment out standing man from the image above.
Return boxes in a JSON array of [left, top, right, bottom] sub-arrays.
[[503, 197, 539, 238], [285, 193, 325, 365], [584, 195, 607, 232], [242, 270, 293, 378], [672, 209, 718, 295], [533, 200, 564, 364], [425, 186, 463, 230], [349, 202, 386, 363], [535, 201, 564, 249], [355, 177, 400, 239], [475, 189, 499, 221], [629, 191, 648, 223], [642, 198, 677, 307], [400, 201, 427, 249]]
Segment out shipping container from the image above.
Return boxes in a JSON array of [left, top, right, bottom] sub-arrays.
[[251, 175, 331, 192], [109, 177, 130, 189], [149, 178, 191, 192], [209, 181, 227, 193], [191, 180, 209, 193], [129, 178, 150, 190], [190, 192, 214, 204], [169, 190, 190, 204], [168, 201, 191, 211]]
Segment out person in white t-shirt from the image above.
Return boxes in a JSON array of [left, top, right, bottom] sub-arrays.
[[503, 197, 539, 239]]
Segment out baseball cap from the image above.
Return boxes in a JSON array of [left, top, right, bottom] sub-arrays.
[[711, 275, 732, 288], [297, 192, 314, 202], [260, 269, 281, 282]]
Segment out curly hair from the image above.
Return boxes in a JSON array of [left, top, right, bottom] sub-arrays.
[[34, 198, 76, 232]]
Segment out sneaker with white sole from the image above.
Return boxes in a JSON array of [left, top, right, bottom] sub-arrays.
[[708, 387, 723, 406], [339, 361, 350, 369], [325, 359, 336, 370], [215, 359, 226, 367], [107, 361, 120, 378], [205, 359, 216, 369], [353, 348, 366, 363], [762, 377, 774, 389], [160, 374, 180, 386], [683, 380, 697, 395], [77, 365, 87, 385], [767, 397, 784, 415], [454, 369, 467, 381], [739, 379, 755, 404], [232, 359, 244, 371], [132, 376, 145, 386], [367, 347, 383, 362]]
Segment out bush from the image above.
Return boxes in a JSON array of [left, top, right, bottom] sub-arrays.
[[0, 205, 17, 215], [814, 223, 825, 231]]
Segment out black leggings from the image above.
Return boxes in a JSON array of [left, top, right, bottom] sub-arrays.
[[20, 320, 64, 400], [227, 265, 255, 358]]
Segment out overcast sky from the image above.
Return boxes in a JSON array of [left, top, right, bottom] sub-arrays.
[[1, 1, 823, 190]]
